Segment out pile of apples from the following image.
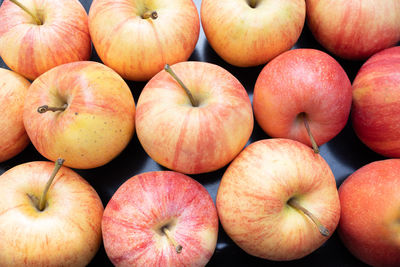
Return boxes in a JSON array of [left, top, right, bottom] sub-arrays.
[[0, 0, 400, 266]]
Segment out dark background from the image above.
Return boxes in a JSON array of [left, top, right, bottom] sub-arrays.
[[0, 0, 392, 266]]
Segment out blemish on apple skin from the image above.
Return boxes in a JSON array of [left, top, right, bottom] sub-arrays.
[[75, 112, 78, 115]]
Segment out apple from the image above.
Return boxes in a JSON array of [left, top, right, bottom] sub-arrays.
[[306, 0, 400, 60], [88, 0, 200, 81], [23, 61, 136, 169], [0, 159, 104, 266], [338, 159, 400, 267], [102, 171, 218, 267], [253, 48, 352, 152], [352, 46, 400, 157], [216, 138, 341, 261], [0, 67, 30, 162], [200, 0, 305, 67], [0, 0, 91, 81], [135, 61, 253, 174]]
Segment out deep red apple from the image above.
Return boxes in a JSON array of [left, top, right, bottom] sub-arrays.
[[306, 0, 400, 60], [352, 46, 400, 157], [0, 0, 91, 80], [253, 48, 352, 152], [338, 159, 400, 267], [102, 171, 219, 266]]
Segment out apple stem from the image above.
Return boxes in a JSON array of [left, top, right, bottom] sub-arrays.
[[301, 113, 319, 154], [162, 227, 183, 254], [38, 158, 65, 211], [164, 64, 198, 107], [287, 198, 329, 237], [37, 104, 68, 113], [9, 0, 42, 25], [142, 10, 158, 20]]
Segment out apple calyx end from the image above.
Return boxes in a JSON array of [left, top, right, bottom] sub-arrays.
[[164, 64, 198, 107]]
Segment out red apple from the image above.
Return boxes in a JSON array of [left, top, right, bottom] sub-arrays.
[[0, 0, 91, 81], [352, 46, 400, 157], [23, 61, 136, 169], [102, 171, 218, 267], [88, 0, 200, 81], [135, 61, 253, 174], [338, 159, 400, 267], [216, 138, 341, 261], [0, 67, 30, 162], [201, 0, 305, 67], [0, 160, 104, 266], [253, 48, 352, 151], [306, 0, 400, 60]]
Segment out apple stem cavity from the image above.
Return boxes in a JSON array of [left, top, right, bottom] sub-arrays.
[[162, 227, 183, 254], [287, 198, 329, 237], [142, 10, 158, 20], [164, 64, 198, 107], [9, 0, 42, 25], [37, 104, 68, 113], [247, 0, 258, 8], [300, 113, 319, 154], [38, 158, 65, 211]]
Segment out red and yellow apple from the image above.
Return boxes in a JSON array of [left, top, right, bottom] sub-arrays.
[[216, 138, 341, 261], [338, 159, 400, 267], [352, 46, 400, 157], [23, 61, 136, 169], [88, 0, 200, 81], [0, 67, 30, 162], [0, 0, 91, 80], [135, 61, 254, 174], [253, 48, 352, 150], [201, 0, 305, 67], [306, 0, 400, 60], [102, 171, 218, 267], [0, 160, 104, 266]]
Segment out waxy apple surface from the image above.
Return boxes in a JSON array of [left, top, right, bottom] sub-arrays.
[[0, 0, 91, 80], [352, 46, 400, 157], [253, 48, 352, 148], [135, 61, 253, 174], [23, 61, 136, 169], [217, 138, 340, 261], [338, 159, 400, 267], [306, 0, 400, 60], [0, 68, 30, 162], [201, 0, 305, 67], [0, 161, 104, 266], [89, 0, 200, 81], [102, 171, 218, 267]]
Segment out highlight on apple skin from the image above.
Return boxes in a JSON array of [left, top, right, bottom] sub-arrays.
[[23, 61, 136, 169], [216, 138, 341, 261], [102, 171, 219, 267], [0, 67, 30, 162], [338, 159, 400, 267], [351, 46, 400, 158], [135, 61, 254, 174], [0, 160, 104, 267], [0, 0, 91, 80]]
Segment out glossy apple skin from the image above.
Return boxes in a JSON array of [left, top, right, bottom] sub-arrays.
[[201, 0, 305, 67], [88, 0, 199, 81], [102, 171, 218, 267], [0, 0, 91, 81], [0, 161, 104, 267], [135, 61, 253, 174], [352, 46, 400, 157], [0, 68, 30, 162], [216, 138, 340, 261], [253, 49, 352, 147], [306, 0, 400, 60], [23, 61, 136, 169], [338, 159, 400, 267]]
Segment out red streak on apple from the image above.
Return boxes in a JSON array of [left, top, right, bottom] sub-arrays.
[[102, 171, 218, 267]]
